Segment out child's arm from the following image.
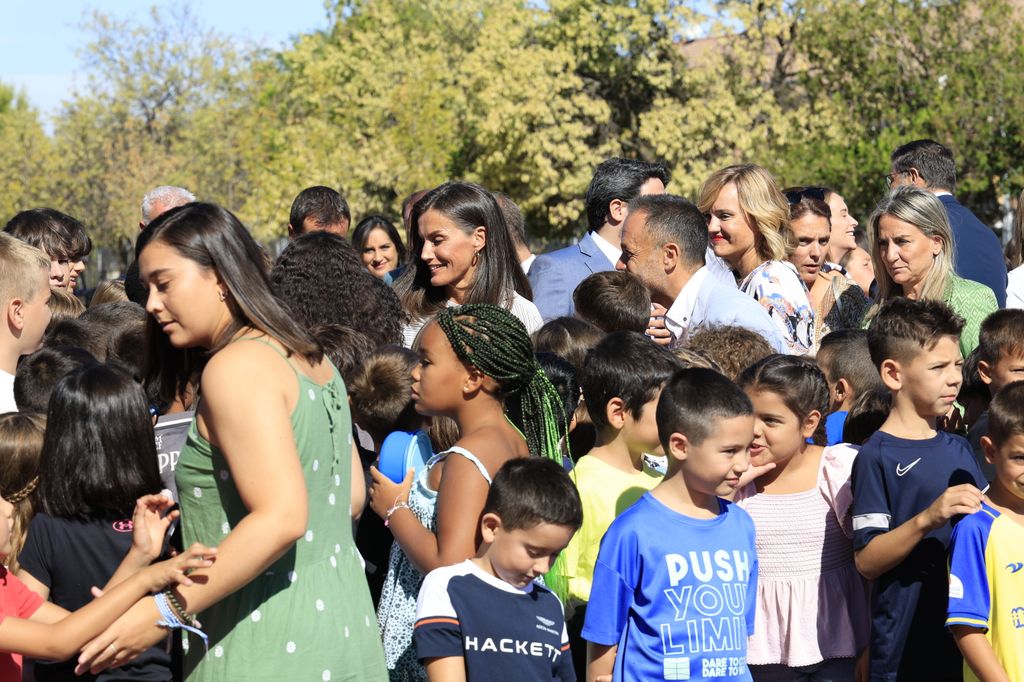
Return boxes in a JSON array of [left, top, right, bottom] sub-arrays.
[[951, 626, 1011, 682], [854, 483, 982, 580], [103, 494, 179, 589], [0, 543, 213, 661], [424, 657, 467, 682], [586, 643, 616, 682]]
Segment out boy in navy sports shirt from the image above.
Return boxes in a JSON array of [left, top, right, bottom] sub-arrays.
[[414, 458, 582, 681], [583, 368, 758, 682], [853, 298, 987, 682]]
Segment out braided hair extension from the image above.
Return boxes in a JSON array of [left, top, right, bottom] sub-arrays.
[[436, 303, 568, 462]]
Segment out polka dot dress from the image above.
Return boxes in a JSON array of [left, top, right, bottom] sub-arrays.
[[176, 352, 387, 681]]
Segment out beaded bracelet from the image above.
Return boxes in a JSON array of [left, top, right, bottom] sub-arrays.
[[162, 588, 196, 627], [154, 592, 209, 650], [384, 499, 411, 528]]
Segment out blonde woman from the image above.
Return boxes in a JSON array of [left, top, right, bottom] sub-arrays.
[[868, 186, 997, 356], [697, 164, 814, 354]]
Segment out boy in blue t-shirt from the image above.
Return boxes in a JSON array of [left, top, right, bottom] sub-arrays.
[[947, 381, 1024, 682], [414, 458, 582, 681], [852, 298, 987, 682], [582, 368, 758, 682], [816, 329, 883, 445]]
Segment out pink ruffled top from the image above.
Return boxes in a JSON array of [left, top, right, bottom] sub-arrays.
[[735, 444, 870, 667]]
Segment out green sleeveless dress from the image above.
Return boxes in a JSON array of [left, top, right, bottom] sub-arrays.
[[176, 341, 387, 681]]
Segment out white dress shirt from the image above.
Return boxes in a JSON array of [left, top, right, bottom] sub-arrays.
[[663, 266, 710, 346]]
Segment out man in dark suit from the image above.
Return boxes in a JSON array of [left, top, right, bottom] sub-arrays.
[[528, 158, 670, 321], [889, 139, 1007, 306]]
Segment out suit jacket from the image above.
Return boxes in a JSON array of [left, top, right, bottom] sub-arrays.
[[528, 232, 616, 321], [689, 271, 788, 353], [939, 194, 1007, 308]]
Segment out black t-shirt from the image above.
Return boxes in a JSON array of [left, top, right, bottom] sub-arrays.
[[18, 512, 172, 682]]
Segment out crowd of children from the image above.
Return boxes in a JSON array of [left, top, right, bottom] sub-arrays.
[[2, 176, 1024, 682]]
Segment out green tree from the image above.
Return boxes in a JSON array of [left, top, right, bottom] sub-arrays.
[[0, 84, 55, 222]]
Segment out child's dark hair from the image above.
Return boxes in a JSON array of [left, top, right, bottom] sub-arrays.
[[37, 363, 162, 520], [507, 353, 582, 450], [657, 367, 753, 450], [573, 270, 651, 334], [686, 325, 774, 380], [482, 458, 583, 531], [581, 331, 681, 431], [348, 346, 421, 445], [977, 308, 1024, 365], [532, 317, 605, 371], [816, 329, 882, 399], [738, 354, 831, 446], [312, 324, 376, 387], [44, 317, 107, 360], [80, 301, 148, 380], [14, 346, 97, 413], [986, 381, 1024, 446], [842, 386, 891, 445], [868, 298, 964, 368], [438, 303, 568, 462], [959, 347, 990, 412]]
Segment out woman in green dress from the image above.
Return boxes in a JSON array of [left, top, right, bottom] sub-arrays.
[[75, 203, 387, 681]]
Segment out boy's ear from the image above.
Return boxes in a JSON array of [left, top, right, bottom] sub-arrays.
[[980, 436, 997, 465], [834, 378, 850, 404], [667, 431, 689, 463], [7, 297, 25, 331], [977, 359, 994, 386], [801, 410, 822, 440], [605, 397, 627, 429], [879, 358, 902, 391], [479, 512, 502, 543]]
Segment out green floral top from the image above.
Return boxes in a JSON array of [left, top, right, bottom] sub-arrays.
[[944, 273, 999, 357]]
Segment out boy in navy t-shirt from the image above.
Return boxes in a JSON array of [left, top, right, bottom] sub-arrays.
[[853, 298, 987, 682], [583, 368, 758, 682], [414, 458, 582, 681]]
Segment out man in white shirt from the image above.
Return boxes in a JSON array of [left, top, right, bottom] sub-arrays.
[[617, 195, 787, 353]]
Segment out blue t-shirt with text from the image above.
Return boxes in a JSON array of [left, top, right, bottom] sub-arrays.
[[582, 493, 758, 682]]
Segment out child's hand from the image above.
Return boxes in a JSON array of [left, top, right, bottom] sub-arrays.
[[923, 483, 983, 529], [142, 543, 217, 593], [131, 494, 177, 561], [368, 466, 414, 520]]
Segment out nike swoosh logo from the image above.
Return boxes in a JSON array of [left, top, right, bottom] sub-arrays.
[[896, 458, 922, 477]]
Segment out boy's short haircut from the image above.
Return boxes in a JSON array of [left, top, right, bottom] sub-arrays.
[[867, 297, 964, 368], [81, 303, 149, 380], [47, 287, 85, 320], [43, 318, 107, 360], [686, 324, 774, 380], [977, 308, 1024, 364], [581, 331, 681, 430], [656, 367, 753, 450], [532, 316, 605, 371], [312, 324, 375, 387], [573, 271, 651, 334], [817, 329, 883, 396], [841, 386, 892, 446], [482, 458, 583, 531], [985, 381, 1024, 446], [3, 208, 73, 260], [0, 232, 49, 306], [289, 186, 350, 232], [14, 346, 96, 413], [348, 345, 420, 443]]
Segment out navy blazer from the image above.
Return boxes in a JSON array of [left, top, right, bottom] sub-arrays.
[[939, 194, 1007, 308], [528, 232, 616, 321]]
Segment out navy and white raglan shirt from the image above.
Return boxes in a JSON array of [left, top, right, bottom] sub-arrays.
[[582, 493, 758, 682], [851, 430, 987, 682], [414, 559, 574, 681]]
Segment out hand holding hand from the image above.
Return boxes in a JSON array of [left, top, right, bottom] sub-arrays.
[[142, 542, 217, 593]]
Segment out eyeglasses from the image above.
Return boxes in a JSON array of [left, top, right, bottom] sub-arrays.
[[885, 172, 902, 188], [784, 187, 827, 205]]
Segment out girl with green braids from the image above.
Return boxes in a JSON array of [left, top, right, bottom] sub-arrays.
[[368, 303, 568, 681]]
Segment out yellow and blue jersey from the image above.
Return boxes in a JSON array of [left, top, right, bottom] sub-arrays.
[[947, 502, 1024, 682]]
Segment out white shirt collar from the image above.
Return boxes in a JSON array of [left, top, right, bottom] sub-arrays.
[[933, 190, 952, 197], [520, 254, 536, 274], [590, 231, 622, 268], [664, 266, 709, 345]]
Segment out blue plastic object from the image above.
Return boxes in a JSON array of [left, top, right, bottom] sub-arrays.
[[377, 430, 433, 483]]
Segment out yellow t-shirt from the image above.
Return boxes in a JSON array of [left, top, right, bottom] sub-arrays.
[[564, 455, 662, 605]]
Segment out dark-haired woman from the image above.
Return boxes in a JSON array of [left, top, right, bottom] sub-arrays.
[[76, 203, 386, 680], [395, 182, 541, 347], [352, 215, 406, 282], [17, 364, 173, 681]]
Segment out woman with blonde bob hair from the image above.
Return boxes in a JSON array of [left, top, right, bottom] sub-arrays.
[[868, 185, 996, 355], [697, 164, 814, 354]]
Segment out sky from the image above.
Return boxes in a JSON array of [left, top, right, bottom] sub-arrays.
[[1, 1, 332, 123]]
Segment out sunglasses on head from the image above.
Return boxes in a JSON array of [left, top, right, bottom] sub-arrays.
[[785, 187, 827, 205]]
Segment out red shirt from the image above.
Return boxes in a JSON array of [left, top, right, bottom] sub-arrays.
[[0, 566, 44, 681]]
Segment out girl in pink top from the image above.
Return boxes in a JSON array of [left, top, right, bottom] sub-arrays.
[[736, 355, 870, 682]]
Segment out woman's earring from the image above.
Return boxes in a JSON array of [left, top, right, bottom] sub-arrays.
[[218, 290, 226, 301], [471, 250, 480, 267]]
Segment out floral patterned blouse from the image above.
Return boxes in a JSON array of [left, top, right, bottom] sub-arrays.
[[739, 260, 815, 355]]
